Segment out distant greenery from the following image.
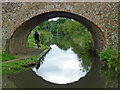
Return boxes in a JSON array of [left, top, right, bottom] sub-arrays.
[[100, 47, 119, 71], [1, 52, 17, 62], [28, 30, 53, 48], [57, 19, 94, 52], [33, 17, 119, 72], [34, 18, 68, 35], [28, 18, 67, 48], [31, 18, 94, 71], [39, 31, 53, 45], [56, 18, 94, 71]]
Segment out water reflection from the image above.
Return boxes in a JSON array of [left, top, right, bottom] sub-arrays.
[[32, 44, 90, 84]]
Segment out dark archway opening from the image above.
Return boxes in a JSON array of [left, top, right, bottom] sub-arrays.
[[9, 11, 106, 55]]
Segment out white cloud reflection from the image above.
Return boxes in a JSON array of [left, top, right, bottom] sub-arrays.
[[48, 17, 59, 21], [32, 44, 89, 84]]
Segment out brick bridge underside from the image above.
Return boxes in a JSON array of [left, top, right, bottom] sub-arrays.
[[2, 2, 118, 55]]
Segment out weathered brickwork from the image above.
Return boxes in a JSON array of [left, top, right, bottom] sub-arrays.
[[1, 0, 119, 2], [2, 2, 119, 55]]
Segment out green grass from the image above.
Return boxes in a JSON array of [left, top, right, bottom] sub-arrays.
[[2, 56, 37, 75], [2, 47, 50, 75], [1, 52, 17, 62], [2, 29, 52, 75], [28, 31, 37, 48]]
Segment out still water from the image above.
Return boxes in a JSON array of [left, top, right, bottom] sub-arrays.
[[2, 36, 118, 88], [32, 44, 90, 84]]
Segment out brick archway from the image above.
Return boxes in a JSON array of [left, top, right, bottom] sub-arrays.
[[9, 11, 106, 55]]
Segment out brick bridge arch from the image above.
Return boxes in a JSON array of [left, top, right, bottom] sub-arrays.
[[2, 2, 118, 55], [9, 11, 105, 55]]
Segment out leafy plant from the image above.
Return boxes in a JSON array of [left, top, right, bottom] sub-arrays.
[[100, 47, 118, 70], [100, 47, 117, 61]]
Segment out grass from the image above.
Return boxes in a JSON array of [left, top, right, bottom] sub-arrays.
[[28, 31, 37, 48], [2, 30, 53, 75], [1, 52, 18, 62], [2, 47, 50, 75], [2, 56, 37, 75]]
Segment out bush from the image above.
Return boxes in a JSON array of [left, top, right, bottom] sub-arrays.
[[100, 47, 119, 70]]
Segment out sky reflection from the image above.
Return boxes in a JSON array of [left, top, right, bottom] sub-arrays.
[[32, 44, 89, 84]]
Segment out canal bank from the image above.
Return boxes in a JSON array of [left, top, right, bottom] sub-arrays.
[[2, 44, 118, 88], [2, 47, 51, 75]]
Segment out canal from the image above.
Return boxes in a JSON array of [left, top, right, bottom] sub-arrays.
[[2, 36, 118, 88]]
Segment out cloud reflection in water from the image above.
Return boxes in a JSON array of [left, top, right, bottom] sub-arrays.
[[32, 44, 89, 84]]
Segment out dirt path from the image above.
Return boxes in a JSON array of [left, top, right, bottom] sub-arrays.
[[2, 47, 50, 64]]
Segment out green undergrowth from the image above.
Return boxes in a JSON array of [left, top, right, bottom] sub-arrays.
[[2, 47, 50, 75], [2, 56, 37, 75], [28, 30, 53, 48], [1, 52, 18, 62], [100, 47, 119, 71]]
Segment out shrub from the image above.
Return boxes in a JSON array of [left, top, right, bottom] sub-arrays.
[[100, 47, 119, 70]]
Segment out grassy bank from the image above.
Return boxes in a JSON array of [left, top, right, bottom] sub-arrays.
[[2, 30, 53, 75], [2, 47, 50, 75], [1, 52, 18, 62], [2, 56, 37, 75]]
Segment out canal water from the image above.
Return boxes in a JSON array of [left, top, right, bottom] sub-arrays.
[[32, 44, 90, 84], [2, 36, 118, 88]]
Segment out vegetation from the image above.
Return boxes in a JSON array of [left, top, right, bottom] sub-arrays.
[[57, 19, 94, 52], [32, 17, 94, 71], [100, 47, 119, 71], [2, 46, 49, 75], [2, 22, 53, 75], [56, 19, 94, 71], [99, 8, 119, 72], [2, 56, 37, 75], [1, 52, 17, 62], [39, 31, 53, 45], [28, 30, 37, 48], [28, 30, 53, 48], [34, 18, 68, 35], [2, 16, 119, 76]]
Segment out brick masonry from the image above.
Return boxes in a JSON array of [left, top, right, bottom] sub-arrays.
[[2, 2, 119, 55]]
